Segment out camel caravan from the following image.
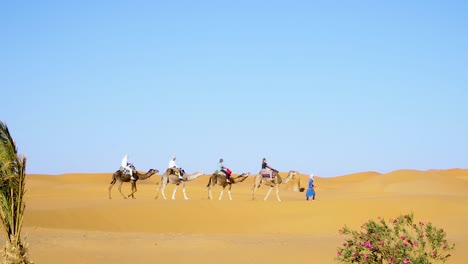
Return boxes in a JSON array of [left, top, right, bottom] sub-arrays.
[[109, 155, 304, 201]]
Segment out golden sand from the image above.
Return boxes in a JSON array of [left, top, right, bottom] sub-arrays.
[[9, 169, 468, 263]]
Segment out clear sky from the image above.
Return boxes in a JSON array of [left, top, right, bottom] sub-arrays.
[[1, 1, 467, 177]]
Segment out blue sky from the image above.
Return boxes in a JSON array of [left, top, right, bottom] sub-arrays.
[[1, 1, 467, 177]]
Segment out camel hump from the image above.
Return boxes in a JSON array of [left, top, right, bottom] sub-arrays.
[[215, 170, 227, 177]]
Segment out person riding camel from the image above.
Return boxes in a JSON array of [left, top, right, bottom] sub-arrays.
[[168, 156, 183, 180], [121, 154, 136, 181], [217, 158, 231, 183], [261, 158, 277, 180]]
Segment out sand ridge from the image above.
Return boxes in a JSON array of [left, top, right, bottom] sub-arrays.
[[11, 169, 468, 263]]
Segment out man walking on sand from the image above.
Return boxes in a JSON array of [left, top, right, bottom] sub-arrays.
[[306, 174, 316, 201]]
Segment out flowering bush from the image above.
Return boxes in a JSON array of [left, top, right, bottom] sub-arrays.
[[336, 213, 455, 264]]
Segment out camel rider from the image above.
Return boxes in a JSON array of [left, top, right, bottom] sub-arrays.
[[262, 158, 276, 180], [168, 156, 183, 180], [218, 158, 231, 183], [121, 154, 136, 181]]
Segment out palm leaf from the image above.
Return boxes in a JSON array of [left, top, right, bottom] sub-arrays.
[[0, 121, 31, 263]]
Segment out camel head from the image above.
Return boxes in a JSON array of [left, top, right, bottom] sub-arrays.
[[287, 170, 299, 179], [289, 170, 298, 176], [135, 168, 159, 180], [181, 171, 205, 181], [282, 170, 298, 183], [232, 172, 250, 183], [273, 170, 298, 184], [237, 172, 250, 178]]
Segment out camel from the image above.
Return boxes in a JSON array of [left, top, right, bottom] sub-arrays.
[[154, 169, 205, 200], [252, 170, 298, 202], [108, 165, 159, 199], [206, 172, 250, 200]]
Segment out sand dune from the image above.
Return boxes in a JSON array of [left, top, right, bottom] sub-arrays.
[[7, 169, 467, 263]]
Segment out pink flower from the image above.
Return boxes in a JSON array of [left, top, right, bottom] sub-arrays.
[[336, 251, 341, 256], [388, 257, 393, 263], [403, 258, 410, 264], [431, 250, 437, 257], [365, 254, 369, 260], [401, 235, 406, 240], [403, 242, 408, 247], [378, 241, 384, 245], [419, 221, 424, 226], [364, 240, 374, 249], [343, 242, 347, 247], [412, 241, 419, 247]]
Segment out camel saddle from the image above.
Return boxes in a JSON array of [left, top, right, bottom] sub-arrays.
[[166, 168, 185, 176], [216, 169, 231, 177], [120, 165, 135, 175], [261, 169, 272, 178]]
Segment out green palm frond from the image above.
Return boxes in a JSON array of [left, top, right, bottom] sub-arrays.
[[0, 121, 31, 263]]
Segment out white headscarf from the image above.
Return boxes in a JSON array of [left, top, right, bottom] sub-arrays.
[[309, 173, 314, 180], [121, 154, 128, 167]]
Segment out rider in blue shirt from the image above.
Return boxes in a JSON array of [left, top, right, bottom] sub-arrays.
[[218, 158, 230, 183]]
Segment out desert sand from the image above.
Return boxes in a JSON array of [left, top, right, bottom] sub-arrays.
[[7, 169, 468, 263]]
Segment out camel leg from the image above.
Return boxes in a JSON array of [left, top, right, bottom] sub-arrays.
[[118, 181, 127, 199], [172, 185, 179, 200], [264, 187, 274, 201], [161, 183, 168, 200], [227, 185, 232, 201], [252, 178, 262, 200], [208, 186, 213, 200], [108, 182, 115, 199], [155, 183, 161, 199], [219, 187, 224, 200], [252, 184, 258, 200], [182, 182, 189, 200], [128, 182, 137, 199], [275, 184, 281, 202], [252, 177, 263, 200]]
